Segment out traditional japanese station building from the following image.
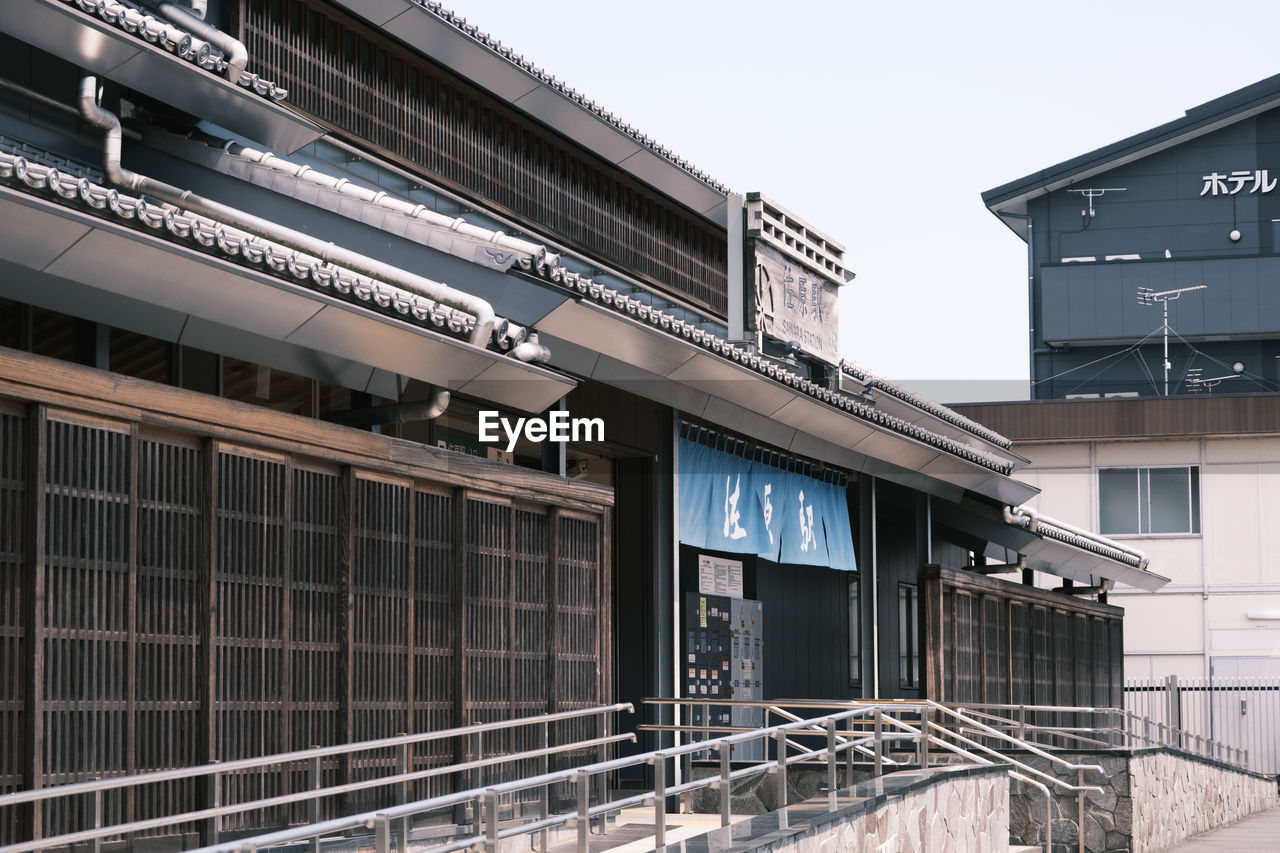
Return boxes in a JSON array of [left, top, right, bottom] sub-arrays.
[[0, 0, 1163, 842]]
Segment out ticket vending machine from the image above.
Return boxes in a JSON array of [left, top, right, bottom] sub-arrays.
[[685, 593, 764, 760]]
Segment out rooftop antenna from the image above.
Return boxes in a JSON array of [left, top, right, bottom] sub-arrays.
[[1186, 361, 1246, 394], [1068, 187, 1127, 219], [1137, 285, 1208, 394]]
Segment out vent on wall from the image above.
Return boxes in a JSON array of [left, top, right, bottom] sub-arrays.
[[745, 193, 847, 283]]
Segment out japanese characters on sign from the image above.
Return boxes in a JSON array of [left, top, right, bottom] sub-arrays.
[[676, 438, 857, 571], [751, 242, 841, 364], [1200, 170, 1277, 196]]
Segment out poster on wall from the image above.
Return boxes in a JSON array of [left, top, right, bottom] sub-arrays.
[[698, 554, 744, 599]]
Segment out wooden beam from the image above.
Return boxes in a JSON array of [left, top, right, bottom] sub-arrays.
[[0, 348, 612, 511], [21, 404, 46, 841]]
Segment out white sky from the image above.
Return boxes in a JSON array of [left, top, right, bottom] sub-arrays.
[[442, 0, 1280, 400]]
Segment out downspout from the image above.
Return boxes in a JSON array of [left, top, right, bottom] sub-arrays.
[[329, 387, 450, 427], [154, 2, 247, 85], [1000, 211, 1035, 395], [77, 76, 497, 347]]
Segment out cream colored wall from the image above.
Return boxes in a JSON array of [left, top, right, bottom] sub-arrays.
[[1016, 435, 1280, 681]]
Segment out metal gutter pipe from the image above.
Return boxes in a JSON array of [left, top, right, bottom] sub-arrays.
[[155, 2, 247, 84], [78, 76, 498, 347], [1003, 505, 1149, 568], [330, 387, 451, 426]]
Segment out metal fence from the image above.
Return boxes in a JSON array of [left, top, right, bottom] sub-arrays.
[[1124, 676, 1280, 774]]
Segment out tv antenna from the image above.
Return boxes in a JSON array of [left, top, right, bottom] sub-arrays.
[[1068, 187, 1127, 218], [1137, 285, 1208, 395], [1186, 361, 1246, 394]]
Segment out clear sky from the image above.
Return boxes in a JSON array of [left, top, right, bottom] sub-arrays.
[[442, 0, 1280, 400]]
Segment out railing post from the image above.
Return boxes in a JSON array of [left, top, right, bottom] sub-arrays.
[[539, 722, 549, 853], [1143, 715, 1154, 746], [873, 711, 883, 777], [719, 745, 731, 827], [484, 788, 499, 853], [652, 754, 666, 850], [473, 794, 484, 838], [375, 814, 390, 853], [1044, 787, 1053, 853], [1165, 674, 1181, 742], [917, 708, 931, 768], [596, 711, 609, 836], [397, 740, 410, 852], [308, 754, 321, 853], [775, 729, 787, 811], [1077, 768, 1085, 853], [203, 763, 221, 847], [1017, 705, 1026, 742], [825, 719, 837, 811], [576, 770, 590, 853], [91, 788, 102, 853]]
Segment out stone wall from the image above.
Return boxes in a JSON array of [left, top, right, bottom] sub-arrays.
[[1129, 750, 1279, 853], [676, 765, 1010, 853], [1006, 748, 1278, 853]]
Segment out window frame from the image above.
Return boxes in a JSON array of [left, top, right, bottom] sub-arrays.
[[1097, 465, 1200, 537]]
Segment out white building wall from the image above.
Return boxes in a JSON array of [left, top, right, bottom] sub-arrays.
[[1017, 436, 1280, 681]]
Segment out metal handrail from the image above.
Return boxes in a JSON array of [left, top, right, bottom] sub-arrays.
[[950, 702, 1251, 769], [0, 702, 634, 808], [0, 703, 633, 853], [184, 704, 903, 853]]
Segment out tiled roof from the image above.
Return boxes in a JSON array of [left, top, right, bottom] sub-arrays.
[[840, 361, 1014, 450], [540, 262, 1017, 474], [54, 0, 288, 102], [0, 141, 477, 338], [192, 135, 1018, 474], [413, 0, 730, 196]]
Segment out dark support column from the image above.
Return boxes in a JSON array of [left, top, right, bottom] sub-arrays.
[[338, 467, 355, 801], [451, 488, 468, 813], [21, 405, 47, 841], [546, 508, 561, 719], [654, 413, 675, 743], [125, 424, 139, 823], [1022, 568, 1034, 586], [198, 439, 218, 847], [541, 399, 567, 476]]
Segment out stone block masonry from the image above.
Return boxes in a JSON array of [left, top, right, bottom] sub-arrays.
[[1006, 748, 1278, 853], [1130, 750, 1278, 853], [672, 765, 1010, 853]]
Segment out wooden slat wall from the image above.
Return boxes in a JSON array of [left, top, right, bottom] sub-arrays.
[[925, 566, 1124, 721], [234, 0, 729, 315], [0, 352, 613, 844]]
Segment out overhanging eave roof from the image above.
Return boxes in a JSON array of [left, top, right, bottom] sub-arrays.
[[536, 298, 1039, 505], [932, 499, 1170, 592], [2, 0, 324, 154], [0, 180, 575, 413]]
